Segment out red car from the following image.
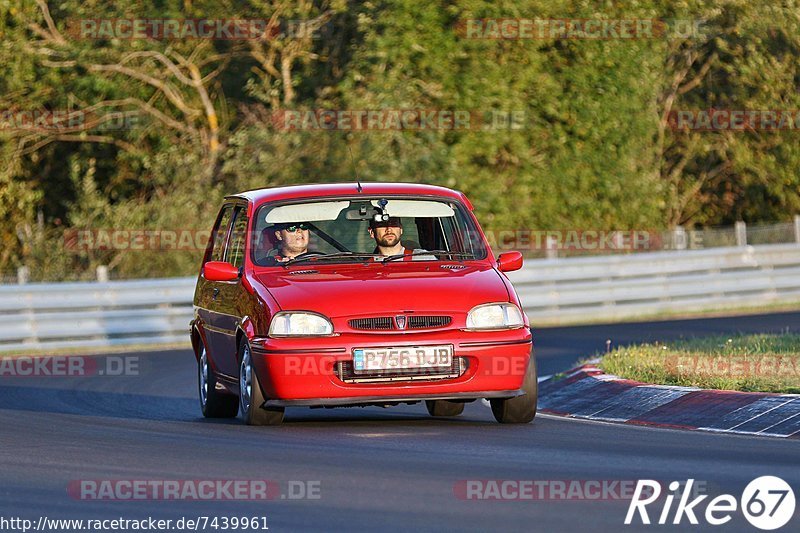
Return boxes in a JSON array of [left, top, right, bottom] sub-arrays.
[[190, 183, 536, 425]]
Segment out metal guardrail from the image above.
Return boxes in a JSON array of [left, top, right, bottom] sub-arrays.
[[507, 242, 800, 324], [1, 243, 799, 352], [0, 277, 196, 352]]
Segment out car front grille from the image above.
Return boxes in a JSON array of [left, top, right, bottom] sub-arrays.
[[349, 317, 394, 330], [408, 315, 451, 328], [348, 315, 452, 331], [335, 357, 468, 384]]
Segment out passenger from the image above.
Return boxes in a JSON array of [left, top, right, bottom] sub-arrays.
[[368, 217, 434, 260]]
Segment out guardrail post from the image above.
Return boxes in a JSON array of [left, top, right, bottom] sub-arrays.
[[735, 221, 747, 247], [17, 266, 30, 285], [672, 226, 687, 250], [96, 265, 109, 282], [794, 215, 800, 243], [545, 235, 558, 259]]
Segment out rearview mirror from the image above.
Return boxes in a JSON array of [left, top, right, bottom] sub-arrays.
[[497, 251, 523, 273], [204, 261, 240, 282]]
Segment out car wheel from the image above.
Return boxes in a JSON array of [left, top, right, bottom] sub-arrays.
[[490, 353, 537, 424], [425, 400, 465, 417], [198, 343, 238, 418], [239, 341, 284, 426]]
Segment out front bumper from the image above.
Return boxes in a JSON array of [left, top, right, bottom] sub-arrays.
[[250, 328, 533, 404], [262, 390, 523, 408]]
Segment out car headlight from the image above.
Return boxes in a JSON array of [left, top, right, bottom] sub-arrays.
[[269, 312, 333, 337], [466, 303, 524, 330]]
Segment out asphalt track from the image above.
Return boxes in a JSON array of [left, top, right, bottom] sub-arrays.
[[1, 311, 799, 532]]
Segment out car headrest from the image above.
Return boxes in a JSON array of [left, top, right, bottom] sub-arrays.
[[257, 227, 279, 253]]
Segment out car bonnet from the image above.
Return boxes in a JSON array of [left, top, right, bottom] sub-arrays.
[[254, 263, 510, 318]]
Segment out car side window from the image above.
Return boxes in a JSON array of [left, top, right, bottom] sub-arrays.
[[227, 207, 249, 269], [210, 205, 234, 262]]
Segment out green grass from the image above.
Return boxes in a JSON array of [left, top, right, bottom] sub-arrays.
[[599, 333, 800, 394]]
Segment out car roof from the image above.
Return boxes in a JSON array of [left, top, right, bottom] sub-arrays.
[[226, 182, 473, 210]]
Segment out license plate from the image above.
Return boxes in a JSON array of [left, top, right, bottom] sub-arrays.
[[353, 345, 453, 373]]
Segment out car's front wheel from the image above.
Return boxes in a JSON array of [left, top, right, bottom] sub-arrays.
[[425, 400, 465, 417], [490, 353, 537, 424], [239, 341, 284, 426], [198, 343, 238, 418]]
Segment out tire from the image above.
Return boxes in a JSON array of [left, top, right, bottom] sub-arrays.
[[490, 353, 537, 424], [198, 343, 238, 418], [239, 340, 284, 426], [425, 400, 465, 417]]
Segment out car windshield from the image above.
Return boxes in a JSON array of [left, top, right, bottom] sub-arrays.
[[251, 196, 488, 266]]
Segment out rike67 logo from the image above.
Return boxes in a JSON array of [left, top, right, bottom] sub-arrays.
[[626, 477, 795, 530]]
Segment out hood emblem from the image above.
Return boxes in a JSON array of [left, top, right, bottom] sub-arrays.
[[395, 315, 407, 330]]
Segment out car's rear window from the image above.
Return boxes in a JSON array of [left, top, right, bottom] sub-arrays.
[[251, 196, 488, 266]]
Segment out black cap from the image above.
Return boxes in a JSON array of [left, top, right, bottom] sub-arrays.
[[369, 216, 402, 229]]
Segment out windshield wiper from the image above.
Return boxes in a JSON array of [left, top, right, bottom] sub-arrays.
[[382, 250, 476, 263], [282, 252, 376, 267]]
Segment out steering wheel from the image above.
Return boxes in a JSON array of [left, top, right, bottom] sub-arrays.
[[292, 251, 326, 259]]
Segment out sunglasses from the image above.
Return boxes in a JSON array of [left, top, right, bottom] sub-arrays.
[[282, 223, 309, 232]]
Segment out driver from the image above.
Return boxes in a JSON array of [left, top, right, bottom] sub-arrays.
[[273, 222, 310, 262]]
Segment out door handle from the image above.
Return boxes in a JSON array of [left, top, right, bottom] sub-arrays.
[[212, 288, 220, 300]]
